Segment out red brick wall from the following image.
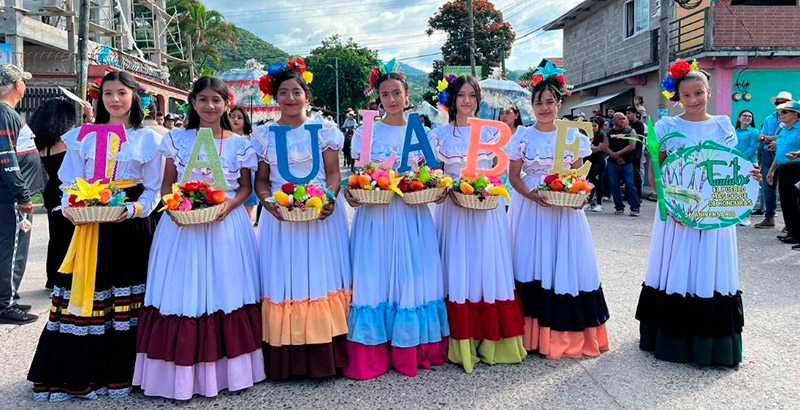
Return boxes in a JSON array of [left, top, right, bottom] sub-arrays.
[[713, 4, 800, 48]]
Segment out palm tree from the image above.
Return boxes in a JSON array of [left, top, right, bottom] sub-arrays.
[[167, 0, 237, 86]]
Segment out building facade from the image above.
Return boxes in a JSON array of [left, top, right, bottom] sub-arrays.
[[0, 0, 187, 117], [544, 0, 800, 123]]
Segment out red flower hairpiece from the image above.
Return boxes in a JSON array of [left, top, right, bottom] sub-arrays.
[[287, 57, 307, 73], [258, 74, 272, 96], [668, 60, 692, 80], [87, 78, 102, 100]]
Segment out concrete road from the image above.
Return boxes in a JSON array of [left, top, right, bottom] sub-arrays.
[[1, 201, 798, 410]]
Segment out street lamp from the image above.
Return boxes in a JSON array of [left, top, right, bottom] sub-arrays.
[[326, 58, 340, 128]]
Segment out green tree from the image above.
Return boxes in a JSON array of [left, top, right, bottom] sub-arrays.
[[166, 0, 238, 88], [425, 0, 514, 98], [306, 35, 378, 124]]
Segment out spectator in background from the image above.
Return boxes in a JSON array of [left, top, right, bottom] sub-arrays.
[[634, 95, 647, 122], [28, 97, 78, 289], [625, 106, 646, 200], [587, 116, 607, 212], [767, 101, 800, 248], [419, 114, 432, 128], [755, 91, 792, 228], [605, 108, 616, 123], [163, 113, 175, 130], [142, 105, 168, 135], [343, 110, 357, 170], [155, 111, 164, 126], [229, 106, 258, 222], [0, 63, 38, 325], [604, 112, 640, 216], [734, 109, 760, 227], [499, 105, 523, 136]]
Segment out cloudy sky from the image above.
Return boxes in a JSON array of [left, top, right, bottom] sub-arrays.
[[202, 0, 585, 73]]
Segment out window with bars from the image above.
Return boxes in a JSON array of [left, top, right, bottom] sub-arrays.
[[624, 0, 650, 39]]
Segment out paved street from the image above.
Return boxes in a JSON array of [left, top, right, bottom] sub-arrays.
[[2, 201, 799, 410]]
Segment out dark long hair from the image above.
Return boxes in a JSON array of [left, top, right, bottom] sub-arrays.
[[28, 97, 78, 151], [186, 76, 232, 131], [229, 106, 252, 135], [532, 77, 565, 104], [446, 75, 481, 123], [94, 71, 144, 128], [735, 109, 757, 130]]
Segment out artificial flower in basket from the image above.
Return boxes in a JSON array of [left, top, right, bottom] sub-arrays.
[[267, 182, 334, 222], [63, 178, 128, 224], [397, 165, 452, 205], [533, 171, 592, 208], [345, 163, 403, 205], [161, 181, 227, 225], [450, 174, 510, 210]]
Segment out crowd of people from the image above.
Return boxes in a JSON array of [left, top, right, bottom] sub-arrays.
[[0, 55, 796, 403]]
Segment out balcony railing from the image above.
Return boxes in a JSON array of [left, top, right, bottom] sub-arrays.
[[89, 45, 170, 83], [669, 8, 713, 59]]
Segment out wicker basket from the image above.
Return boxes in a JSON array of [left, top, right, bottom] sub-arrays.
[[168, 203, 225, 225], [402, 187, 446, 205], [278, 206, 319, 222], [539, 191, 588, 208], [350, 189, 395, 205], [452, 191, 499, 210], [64, 206, 126, 223]]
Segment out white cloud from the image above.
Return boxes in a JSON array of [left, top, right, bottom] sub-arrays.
[[203, 0, 585, 73]]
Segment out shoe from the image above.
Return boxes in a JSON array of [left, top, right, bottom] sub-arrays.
[[751, 209, 764, 216], [13, 304, 30, 313], [591, 205, 603, 212], [755, 218, 776, 229], [614, 210, 624, 215], [793, 244, 800, 251], [778, 234, 789, 240], [783, 227, 788, 233], [630, 210, 640, 217], [780, 236, 800, 244], [738, 219, 751, 227], [0, 307, 37, 325]]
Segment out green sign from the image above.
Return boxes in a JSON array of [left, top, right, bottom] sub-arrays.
[[660, 140, 759, 230], [444, 66, 482, 78]]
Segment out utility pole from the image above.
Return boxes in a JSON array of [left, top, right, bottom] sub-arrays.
[[500, 34, 506, 78], [467, 0, 476, 76], [76, 0, 90, 101], [334, 57, 340, 128], [658, 0, 673, 118], [185, 33, 195, 82]]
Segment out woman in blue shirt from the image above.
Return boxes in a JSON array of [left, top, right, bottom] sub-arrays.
[[767, 101, 800, 249], [734, 110, 759, 163]]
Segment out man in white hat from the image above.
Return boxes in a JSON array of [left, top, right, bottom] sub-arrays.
[[755, 90, 793, 228], [765, 101, 800, 249]]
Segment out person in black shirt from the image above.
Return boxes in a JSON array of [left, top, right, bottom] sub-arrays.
[[603, 112, 640, 216], [625, 106, 646, 199], [0, 63, 38, 325], [586, 116, 607, 211]]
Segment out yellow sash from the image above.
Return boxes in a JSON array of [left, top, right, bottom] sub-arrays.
[[59, 179, 138, 317]]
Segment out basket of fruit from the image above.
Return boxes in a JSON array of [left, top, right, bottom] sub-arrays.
[[161, 181, 227, 225], [534, 172, 591, 208], [346, 163, 402, 205], [397, 166, 452, 205], [269, 183, 334, 222], [63, 178, 128, 223], [450, 175, 510, 210]]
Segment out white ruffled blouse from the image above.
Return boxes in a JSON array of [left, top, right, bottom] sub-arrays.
[[59, 125, 164, 218], [428, 123, 503, 178], [350, 122, 426, 169], [507, 126, 592, 186]]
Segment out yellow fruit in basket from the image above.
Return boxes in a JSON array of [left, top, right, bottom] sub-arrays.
[[488, 186, 510, 201], [305, 196, 323, 214], [440, 177, 452, 187], [460, 182, 475, 194], [274, 191, 291, 206]]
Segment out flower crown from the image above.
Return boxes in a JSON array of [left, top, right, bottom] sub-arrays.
[[435, 74, 457, 107], [661, 59, 699, 101], [258, 57, 314, 104], [530, 61, 568, 94], [364, 58, 406, 96]]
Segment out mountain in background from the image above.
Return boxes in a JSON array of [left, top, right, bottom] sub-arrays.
[[397, 62, 427, 76], [207, 26, 289, 72]]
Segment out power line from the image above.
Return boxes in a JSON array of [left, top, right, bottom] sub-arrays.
[[228, 0, 443, 24]]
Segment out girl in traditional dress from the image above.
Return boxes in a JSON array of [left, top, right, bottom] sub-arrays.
[[342, 67, 449, 379], [429, 75, 526, 373], [507, 70, 610, 360], [133, 76, 264, 399], [636, 62, 756, 366], [28, 71, 163, 401], [252, 58, 351, 380]]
